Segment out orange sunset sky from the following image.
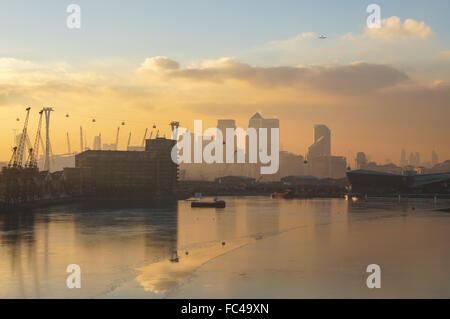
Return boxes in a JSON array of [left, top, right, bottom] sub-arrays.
[[1, 1, 449, 165]]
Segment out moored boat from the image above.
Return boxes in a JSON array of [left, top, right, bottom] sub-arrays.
[[191, 200, 226, 208]]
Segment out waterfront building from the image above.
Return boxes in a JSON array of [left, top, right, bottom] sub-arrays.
[[65, 137, 178, 196]]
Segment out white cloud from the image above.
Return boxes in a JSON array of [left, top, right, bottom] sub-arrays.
[[137, 56, 180, 73], [365, 16, 432, 40], [0, 58, 38, 71], [269, 32, 317, 48]]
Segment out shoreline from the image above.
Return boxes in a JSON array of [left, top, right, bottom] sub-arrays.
[[1, 192, 450, 212]]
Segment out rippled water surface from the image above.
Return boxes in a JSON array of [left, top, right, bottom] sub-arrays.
[[1, 197, 449, 298]]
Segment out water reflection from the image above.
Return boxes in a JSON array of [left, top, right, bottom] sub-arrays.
[[0, 200, 180, 298], [2, 197, 441, 298]]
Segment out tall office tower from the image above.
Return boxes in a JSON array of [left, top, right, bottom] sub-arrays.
[[308, 124, 331, 159], [431, 150, 439, 167], [246, 113, 280, 178], [93, 134, 102, 150], [409, 152, 415, 166], [415, 152, 421, 166], [217, 119, 236, 162], [400, 149, 407, 167], [356, 152, 368, 169], [248, 112, 279, 155]]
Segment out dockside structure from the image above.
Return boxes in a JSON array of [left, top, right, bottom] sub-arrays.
[[64, 137, 178, 196]]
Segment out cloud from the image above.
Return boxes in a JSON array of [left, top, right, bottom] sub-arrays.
[[365, 16, 432, 40], [137, 56, 180, 73], [1, 55, 449, 162], [269, 32, 316, 48], [441, 50, 450, 58], [0, 58, 38, 71], [139, 57, 409, 94]]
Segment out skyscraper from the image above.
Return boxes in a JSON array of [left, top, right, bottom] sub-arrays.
[[217, 119, 236, 163], [400, 149, 407, 167], [308, 124, 331, 159], [409, 152, 415, 166], [356, 152, 368, 169], [415, 152, 421, 167], [247, 112, 279, 156], [432, 150, 438, 167], [93, 134, 102, 150], [246, 113, 280, 179], [307, 125, 346, 178]]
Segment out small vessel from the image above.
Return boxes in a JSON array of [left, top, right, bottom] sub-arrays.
[[191, 197, 226, 208], [170, 250, 179, 263]]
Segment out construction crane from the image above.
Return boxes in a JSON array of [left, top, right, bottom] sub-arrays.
[[26, 109, 43, 168], [141, 128, 148, 147], [169, 121, 180, 140], [8, 147, 18, 168], [14, 107, 31, 168]]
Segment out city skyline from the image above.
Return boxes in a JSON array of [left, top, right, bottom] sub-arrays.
[[3, 108, 447, 170], [1, 1, 450, 163], [2, 1, 450, 303]]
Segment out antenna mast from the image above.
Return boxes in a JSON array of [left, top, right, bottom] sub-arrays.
[[115, 127, 120, 150], [127, 132, 132, 149], [67, 132, 71, 154], [141, 128, 148, 147], [42, 107, 54, 172], [80, 126, 84, 152]]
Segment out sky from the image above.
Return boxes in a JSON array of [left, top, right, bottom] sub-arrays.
[[1, 0, 450, 164]]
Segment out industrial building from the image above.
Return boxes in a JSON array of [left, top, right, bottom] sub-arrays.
[[347, 169, 450, 196], [64, 137, 178, 196]]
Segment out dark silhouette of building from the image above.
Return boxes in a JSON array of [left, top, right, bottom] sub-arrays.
[[64, 137, 178, 196]]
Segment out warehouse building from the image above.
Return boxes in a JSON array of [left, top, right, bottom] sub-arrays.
[[64, 138, 178, 196]]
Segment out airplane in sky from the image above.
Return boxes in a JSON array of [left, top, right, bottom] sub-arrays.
[[318, 34, 327, 39]]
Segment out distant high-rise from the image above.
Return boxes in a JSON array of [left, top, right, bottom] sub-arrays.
[[246, 113, 280, 179], [400, 149, 407, 167], [308, 124, 331, 159], [409, 152, 415, 166], [415, 152, 421, 167], [217, 119, 236, 162], [432, 150, 438, 167], [93, 134, 102, 150], [307, 125, 346, 178], [356, 152, 368, 169], [247, 112, 279, 156]]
